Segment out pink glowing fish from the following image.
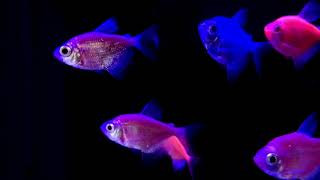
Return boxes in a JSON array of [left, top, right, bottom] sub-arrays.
[[53, 17, 158, 79], [100, 100, 198, 178], [254, 112, 320, 180], [264, 0, 320, 69]]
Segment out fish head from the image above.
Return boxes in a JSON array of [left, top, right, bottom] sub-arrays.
[[100, 118, 124, 145], [53, 37, 83, 69], [264, 18, 286, 48], [198, 16, 252, 65], [264, 16, 307, 54], [254, 133, 305, 179]]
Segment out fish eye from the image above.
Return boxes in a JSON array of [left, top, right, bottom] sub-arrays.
[[59, 46, 72, 57], [106, 123, 114, 132], [274, 25, 281, 33], [266, 153, 279, 166], [208, 24, 217, 34]]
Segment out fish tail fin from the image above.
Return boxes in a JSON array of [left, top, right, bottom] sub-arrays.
[[135, 25, 160, 61]]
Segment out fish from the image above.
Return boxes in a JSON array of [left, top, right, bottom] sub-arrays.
[[253, 112, 320, 180], [198, 9, 268, 83], [100, 100, 198, 178], [264, 0, 320, 70], [53, 17, 159, 79]]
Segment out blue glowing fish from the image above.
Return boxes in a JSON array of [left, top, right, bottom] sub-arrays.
[[254, 112, 320, 180], [198, 9, 267, 83], [53, 17, 159, 79], [100, 100, 198, 178]]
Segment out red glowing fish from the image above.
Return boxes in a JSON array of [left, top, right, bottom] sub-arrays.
[[53, 17, 158, 79], [264, 0, 320, 69], [254, 112, 320, 180], [100, 100, 198, 178]]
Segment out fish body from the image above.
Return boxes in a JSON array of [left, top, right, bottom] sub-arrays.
[[101, 114, 186, 154], [264, 0, 320, 69], [198, 9, 266, 83], [53, 17, 158, 79], [100, 101, 197, 178], [254, 112, 320, 180], [54, 32, 135, 71]]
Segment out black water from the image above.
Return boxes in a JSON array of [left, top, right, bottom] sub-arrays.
[[2, 0, 320, 179]]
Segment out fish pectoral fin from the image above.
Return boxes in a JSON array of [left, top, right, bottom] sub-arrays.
[[94, 17, 119, 34], [106, 49, 134, 80]]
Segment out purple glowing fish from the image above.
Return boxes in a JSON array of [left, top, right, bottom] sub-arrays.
[[254, 112, 320, 180], [100, 100, 198, 178], [53, 17, 159, 79]]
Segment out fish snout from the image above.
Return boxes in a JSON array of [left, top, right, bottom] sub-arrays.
[[53, 47, 64, 62], [264, 25, 273, 41], [253, 150, 266, 171]]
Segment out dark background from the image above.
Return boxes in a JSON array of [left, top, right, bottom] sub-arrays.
[[2, 0, 320, 179]]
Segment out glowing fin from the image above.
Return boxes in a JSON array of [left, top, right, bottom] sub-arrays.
[[94, 17, 119, 34], [298, 0, 320, 22], [232, 8, 248, 27], [140, 99, 163, 120], [297, 112, 319, 137], [106, 49, 133, 80], [135, 25, 159, 61]]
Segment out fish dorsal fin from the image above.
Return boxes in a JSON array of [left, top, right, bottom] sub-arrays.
[[297, 112, 319, 137], [167, 123, 175, 127], [140, 99, 163, 120], [124, 34, 132, 38], [94, 17, 119, 34], [298, 0, 320, 22], [232, 8, 248, 27]]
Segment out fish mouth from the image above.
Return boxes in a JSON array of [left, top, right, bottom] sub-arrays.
[[264, 25, 272, 41], [206, 36, 221, 54], [206, 35, 226, 63]]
